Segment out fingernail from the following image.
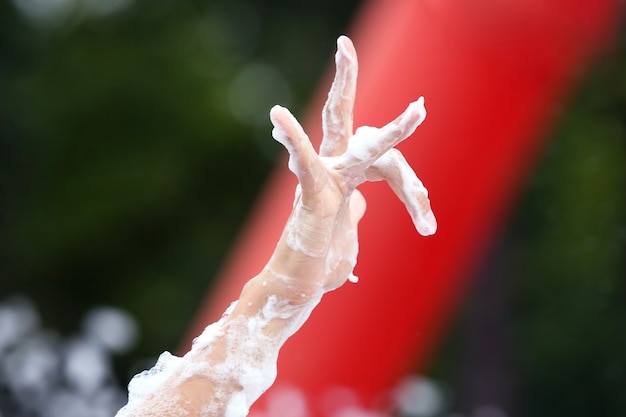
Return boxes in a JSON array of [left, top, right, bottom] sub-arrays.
[[422, 210, 437, 236], [337, 35, 356, 62], [408, 97, 427, 126], [269, 105, 285, 123]]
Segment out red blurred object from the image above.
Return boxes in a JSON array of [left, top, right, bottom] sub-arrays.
[[184, 0, 620, 413]]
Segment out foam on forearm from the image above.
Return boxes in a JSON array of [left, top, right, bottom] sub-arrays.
[[116, 282, 323, 417]]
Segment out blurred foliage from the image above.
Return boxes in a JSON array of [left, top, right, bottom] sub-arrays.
[[432, 22, 626, 417], [512, 32, 626, 415], [0, 0, 359, 381], [1, 0, 625, 416]]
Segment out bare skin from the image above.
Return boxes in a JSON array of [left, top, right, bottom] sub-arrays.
[[116, 35, 436, 417]]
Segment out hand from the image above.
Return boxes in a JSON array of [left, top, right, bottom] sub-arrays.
[[115, 35, 437, 417], [267, 35, 436, 296]]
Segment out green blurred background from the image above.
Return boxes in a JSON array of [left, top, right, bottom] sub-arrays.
[[0, 0, 359, 383], [0, 0, 624, 416]]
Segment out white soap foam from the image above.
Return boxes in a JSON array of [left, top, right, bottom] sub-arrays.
[[320, 36, 357, 157], [117, 283, 323, 417], [344, 99, 426, 170], [271, 120, 299, 176], [284, 203, 331, 258], [371, 149, 437, 236]]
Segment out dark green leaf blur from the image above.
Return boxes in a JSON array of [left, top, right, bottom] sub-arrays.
[[0, 0, 359, 386]]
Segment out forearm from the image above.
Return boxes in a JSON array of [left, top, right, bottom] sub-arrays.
[[117, 237, 327, 417]]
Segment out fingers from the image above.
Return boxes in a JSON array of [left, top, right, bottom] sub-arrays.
[[366, 148, 437, 236], [339, 97, 427, 173], [320, 35, 358, 157], [270, 105, 320, 191]]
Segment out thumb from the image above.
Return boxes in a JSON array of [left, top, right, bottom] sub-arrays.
[[349, 190, 367, 226]]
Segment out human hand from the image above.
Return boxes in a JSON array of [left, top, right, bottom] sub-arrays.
[[267, 35, 436, 296], [114, 36, 438, 417]]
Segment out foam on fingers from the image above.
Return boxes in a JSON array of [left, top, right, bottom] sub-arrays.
[[320, 36, 358, 157], [338, 98, 427, 173], [270, 105, 317, 182], [369, 149, 437, 236], [380, 97, 427, 149]]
